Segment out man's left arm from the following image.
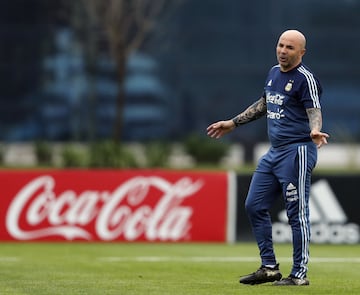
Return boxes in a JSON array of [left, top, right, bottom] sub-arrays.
[[306, 108, 329, 148]]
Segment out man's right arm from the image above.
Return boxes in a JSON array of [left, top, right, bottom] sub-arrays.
[[232, 96, 267, 127], [207, 96, 267, 139]]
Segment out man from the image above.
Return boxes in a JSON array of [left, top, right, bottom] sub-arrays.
[[207, 30, 329, 286]]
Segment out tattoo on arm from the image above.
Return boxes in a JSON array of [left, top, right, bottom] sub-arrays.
[[306, 108, 322, 131], [232, 97, 267, 127]]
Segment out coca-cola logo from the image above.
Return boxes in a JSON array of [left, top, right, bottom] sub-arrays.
[[6, 175, 203, 241]]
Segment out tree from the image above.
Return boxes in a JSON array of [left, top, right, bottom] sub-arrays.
[[71, 0, 183, 141]]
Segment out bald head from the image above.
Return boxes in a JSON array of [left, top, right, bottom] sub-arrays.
[[280, 30, 306, 50], [276, 30, 307, 72]]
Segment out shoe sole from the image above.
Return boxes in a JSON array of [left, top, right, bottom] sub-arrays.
[[240, 273, 282, 285], [273, 279, 310, 286]]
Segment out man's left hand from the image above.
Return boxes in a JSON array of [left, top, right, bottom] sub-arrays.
[[310, 130, 329, 148]]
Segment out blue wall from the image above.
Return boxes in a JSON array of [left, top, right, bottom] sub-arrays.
[[0, 0, 359, 142]]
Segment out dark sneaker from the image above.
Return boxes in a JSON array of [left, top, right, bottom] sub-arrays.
[[239, 264, 282, 285], [273, 276, 310, 286]]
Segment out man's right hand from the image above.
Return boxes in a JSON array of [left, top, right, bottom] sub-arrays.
[[206, 120, 236, 139]]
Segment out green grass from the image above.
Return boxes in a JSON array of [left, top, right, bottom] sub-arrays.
[[0, 242, 359, 294]]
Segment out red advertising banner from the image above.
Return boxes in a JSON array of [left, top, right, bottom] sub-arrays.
[[0, 170, 233, 242]]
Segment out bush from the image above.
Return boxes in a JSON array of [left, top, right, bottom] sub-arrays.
[[184, 134, 229, 164], [61, 144, 88, 168], [34, 141, 52, 166], [0, 144, 3, 165], [88, 140, 138, 168], [144, 141, 171, 168]]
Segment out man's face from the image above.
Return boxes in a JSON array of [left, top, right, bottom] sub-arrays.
[[276, 34, 305, 72]]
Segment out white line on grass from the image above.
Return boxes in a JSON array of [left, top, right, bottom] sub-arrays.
[[97, 256, 360, 263], [0, 257, 19, 262]]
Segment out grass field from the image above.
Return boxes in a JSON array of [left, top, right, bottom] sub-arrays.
[[0, 242, 359, 295]]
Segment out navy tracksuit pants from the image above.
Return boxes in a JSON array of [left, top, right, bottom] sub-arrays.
[[245, 141, 317, 279]]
